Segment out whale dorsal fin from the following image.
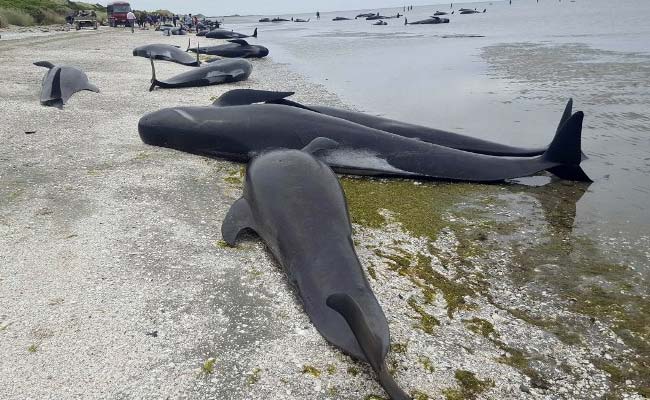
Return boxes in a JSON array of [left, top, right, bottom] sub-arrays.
[[227, 39, 249, 46], [212, 89, 295, 106], [34, 61, 55, 69], [221, 197, 256, 245], [302, 137, 339, 154]]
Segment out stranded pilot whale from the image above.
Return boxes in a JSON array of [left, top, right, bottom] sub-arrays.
[[222, 147, 410, 400], [212, 89, 580, 159], [405, 17, 450, 24], [205, 27, 257, 39], [133, 43, 205, 66], [138, 96, 591, 182], [147, 56, 252, 91], [34, 61, 99, 108], [188, 39, 269, 58]]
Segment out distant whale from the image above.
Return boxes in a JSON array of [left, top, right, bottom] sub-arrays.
[[147, 57, 252, 91], [272, 17, 290, 22], [294, 18, 310, 22], [460, 8, 486, 14], [133, 43, 202, 66], [433, 11, 448, 15], [332, 16, 351, 21], [222, 148, 410, 400], [258, 18, 271, 22], [373, 20, 388, 25], [138, 91, 591, 182], [356, 13, 376, 18], [188, 39, 269, 58], [34, 61, 99, 109], [405, 17, 449, 24], [206, 28, 257, 39], [367, 13, 401, 20]]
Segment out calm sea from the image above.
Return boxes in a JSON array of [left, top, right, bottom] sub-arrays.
[[222, 0, 650, 272]]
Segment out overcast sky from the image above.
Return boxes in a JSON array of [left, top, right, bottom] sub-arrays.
[[103, 1, 486, 16]]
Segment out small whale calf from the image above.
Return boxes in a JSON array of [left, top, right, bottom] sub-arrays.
[[333, 16, 351, 21], [147, 57, 252, 91], [206, 28, 257, 39], [34, 61, 99, 108], [222, 147, 410, 400], [188, 39, 269, 58]]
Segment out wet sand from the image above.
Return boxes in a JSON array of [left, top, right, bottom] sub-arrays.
[[0, 27, 648, 399]]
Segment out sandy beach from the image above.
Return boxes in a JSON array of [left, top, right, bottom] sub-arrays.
[[1, 27, 647, 399]]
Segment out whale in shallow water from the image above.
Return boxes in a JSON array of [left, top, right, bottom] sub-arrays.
[[205, 28, 257, 39], [405, 17, 449, 24], [460, 8, 486, 14], [212, 89, 579, 159], [147, 57, 252, 91], [188, 39, 268, 58], [373, 20, 388, 25], [222, 148, 410, 400], [34, 61, 99, 109], [133, 43, 202, 66], [333, 16, 351, 21], [138, 92, 591, 182]]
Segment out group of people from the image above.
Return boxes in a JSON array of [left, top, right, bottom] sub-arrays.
[[124, 11, 208, 33]]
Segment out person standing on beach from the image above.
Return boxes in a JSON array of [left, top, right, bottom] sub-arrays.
[[126, 10, 136, 33], [316, 11, 320, 20]]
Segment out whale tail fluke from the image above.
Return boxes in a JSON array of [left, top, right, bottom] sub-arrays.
[[543, 111, 592, 182], [326, 294, 411, 400], [252, 27, 258, 37]]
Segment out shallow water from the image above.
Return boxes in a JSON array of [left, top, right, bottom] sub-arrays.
[[220, 0, 649, 275]]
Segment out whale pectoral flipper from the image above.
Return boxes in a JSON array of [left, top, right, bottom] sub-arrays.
[[302, 137, 340, 155], [227, 39, 249, 46], [212, 89, 296, 107], [85, 83, 100, 93], [34, 61, 55, 69], [327, 294, 411, 400], [221, 197, 256, 245]]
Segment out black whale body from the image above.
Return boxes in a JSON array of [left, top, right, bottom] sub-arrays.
[[222, 149, 410, 400], [138, 100, 590, 182], [147, 58, 252, 91], [188, 39, 268, 58], [212, 89, 575, 158], [133, 43, 201, 66], [405, 17, 449, 24], [34, 61, 99, 108], [206, 28, 257, 39]]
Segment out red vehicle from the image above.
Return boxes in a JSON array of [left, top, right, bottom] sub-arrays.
[[107, 1, 131, 27]]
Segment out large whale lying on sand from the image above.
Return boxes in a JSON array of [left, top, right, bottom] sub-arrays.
[[188, 39, 269, 58], [133, 43, 203, 66], [222, 148, 410, 400], [34, 61, 99, 108], [205, 28, 257, 39], [138, 93, 590, 182], [147, 58, 252, 91], [213, 89, 578, 159]]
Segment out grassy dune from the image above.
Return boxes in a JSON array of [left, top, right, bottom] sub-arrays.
[[0, 0, 105, 27]]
